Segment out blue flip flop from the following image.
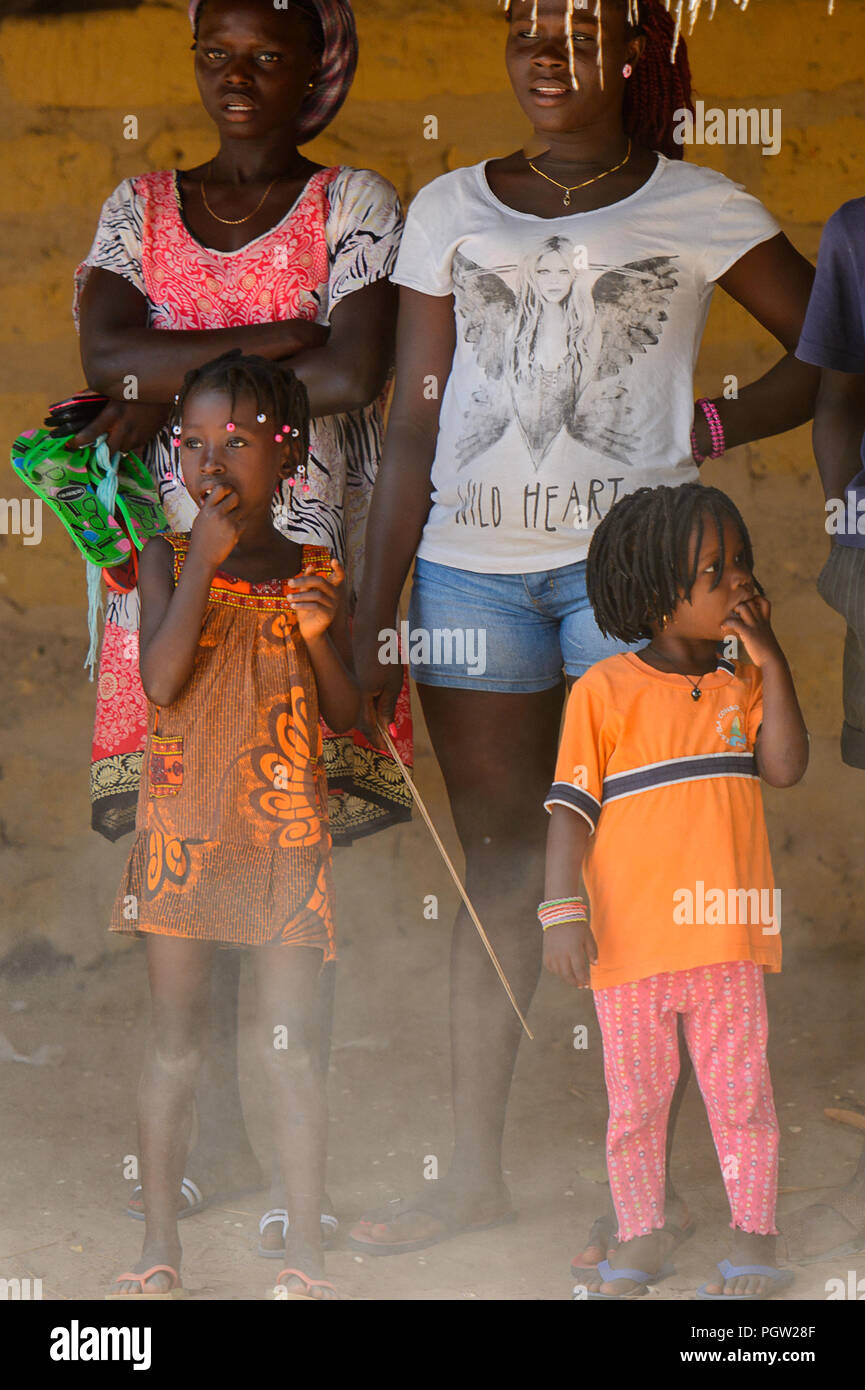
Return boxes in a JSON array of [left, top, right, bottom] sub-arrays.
[[696, 1259, 795, 1300], [576, 1259, 675, 1301]]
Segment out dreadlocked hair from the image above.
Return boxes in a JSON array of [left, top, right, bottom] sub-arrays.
[[193, 0, 326, 58], [624, 1, 693, 159], [170, 350, 311, 461], [586, 482, 761, 644]]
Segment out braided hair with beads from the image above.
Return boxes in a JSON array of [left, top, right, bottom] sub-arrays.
[[585, 482, 762, 644], [170, 350, 311, 466]]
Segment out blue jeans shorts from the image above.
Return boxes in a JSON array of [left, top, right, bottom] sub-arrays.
[[406, 556, 635, 693]]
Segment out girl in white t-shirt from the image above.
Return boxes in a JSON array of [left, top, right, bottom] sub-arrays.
[[350, 0, 818, 1293]]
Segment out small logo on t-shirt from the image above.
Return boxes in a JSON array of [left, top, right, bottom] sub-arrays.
[[716, 704, 747, 749]]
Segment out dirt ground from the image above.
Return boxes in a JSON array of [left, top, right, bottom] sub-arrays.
[[1, 604, 864, 1304]]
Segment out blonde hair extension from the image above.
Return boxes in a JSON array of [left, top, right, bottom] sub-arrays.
[[566, 0, 580, 91], [499, 1, 837, 66]]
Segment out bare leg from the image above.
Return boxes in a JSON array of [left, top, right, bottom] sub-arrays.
[[260, 961, 336, 1252], [254, 946, 336, 1299], [111, 936, 215, 1294], [187, 949, 263, 1194], [351, 684, 563, 1249]]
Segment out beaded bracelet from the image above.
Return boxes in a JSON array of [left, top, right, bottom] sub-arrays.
[[690, 398, 726, 465], [538, 897, 588, 932]]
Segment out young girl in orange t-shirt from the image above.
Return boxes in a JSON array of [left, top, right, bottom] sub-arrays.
[[543, 483, 808, 1301]]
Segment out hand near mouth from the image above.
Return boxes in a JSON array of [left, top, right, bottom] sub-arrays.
[[719, 593, 780, 669], [189, 482, 244, 569]]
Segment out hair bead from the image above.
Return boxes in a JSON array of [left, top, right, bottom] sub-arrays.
[[166, 349, 313, 506]]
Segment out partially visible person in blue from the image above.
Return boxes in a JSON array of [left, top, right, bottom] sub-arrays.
[[787, 197, 865, 1263]]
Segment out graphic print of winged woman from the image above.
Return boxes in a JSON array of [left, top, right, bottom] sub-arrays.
[[452, 240, 679, 470]]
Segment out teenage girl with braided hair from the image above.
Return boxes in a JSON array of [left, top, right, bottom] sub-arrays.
[[350, 0, 819, 1262], [108, 352, 357, 1299]]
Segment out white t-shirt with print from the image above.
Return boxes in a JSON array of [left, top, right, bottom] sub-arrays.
[[392, 155, 780, 575]]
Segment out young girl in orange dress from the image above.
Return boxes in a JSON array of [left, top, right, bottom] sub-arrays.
[[107, 351, 358, 1301]]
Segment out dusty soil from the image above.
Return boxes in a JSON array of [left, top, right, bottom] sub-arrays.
[[1, 599, 864, 1303]]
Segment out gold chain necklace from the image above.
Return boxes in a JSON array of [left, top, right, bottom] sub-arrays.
[[200, 160, 278, 226], [527, 139, 632, 208]]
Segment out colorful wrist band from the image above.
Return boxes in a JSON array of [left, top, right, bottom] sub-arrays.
[[691, 398, 726, 465], [538, 897, 588, 931]]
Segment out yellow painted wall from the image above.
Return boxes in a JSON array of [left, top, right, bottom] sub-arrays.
[[1, 0, 865, 951]]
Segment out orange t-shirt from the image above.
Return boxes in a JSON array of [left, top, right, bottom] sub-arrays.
[[544, 652, 781, 990]]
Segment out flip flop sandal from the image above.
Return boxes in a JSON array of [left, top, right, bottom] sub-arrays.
[[11, 429, 134, 567], [257, 1208, 340, 1258], [570, 1216, 695, 1280], [270, 1267, 338, 1301], [90, 447, 167, 549], [579, 1259, 676, 1301], [347, 1192, 518, 1257], [696, 1260, 795, 1301], [781, 1189, 865, 1266], [126, 1176, 207, 1222], [105, 1264, 187, 1300], [104, 550, 139, 595]]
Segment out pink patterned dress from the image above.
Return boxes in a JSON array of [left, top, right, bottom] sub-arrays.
[[75, 166, 412, 843]]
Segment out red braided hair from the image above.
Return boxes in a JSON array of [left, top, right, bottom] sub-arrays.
[[624, 0, 694, 159]]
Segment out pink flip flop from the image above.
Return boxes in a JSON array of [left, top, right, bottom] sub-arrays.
[[271, 1267, 338, 1301], [105, 1264, 187, 1300]]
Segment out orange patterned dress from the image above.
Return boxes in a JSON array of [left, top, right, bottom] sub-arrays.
[[109, 534, 335, 960]]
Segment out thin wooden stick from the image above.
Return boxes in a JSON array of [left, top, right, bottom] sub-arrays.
[[379, 724, 534, 1041]]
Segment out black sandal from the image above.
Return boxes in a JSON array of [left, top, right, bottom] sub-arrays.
[[348, 1188, 516, 1257]]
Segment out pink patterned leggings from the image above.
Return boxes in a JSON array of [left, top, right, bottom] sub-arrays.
[[593, 961, 779, 1243]]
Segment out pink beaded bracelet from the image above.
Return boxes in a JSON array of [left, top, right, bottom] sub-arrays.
[[690, 398, 726, 465]]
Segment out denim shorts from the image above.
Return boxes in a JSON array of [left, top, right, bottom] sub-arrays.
[[406, 555, 635, 693]]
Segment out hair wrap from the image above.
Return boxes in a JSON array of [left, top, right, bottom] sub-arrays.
[[188, 0, 358, 144]]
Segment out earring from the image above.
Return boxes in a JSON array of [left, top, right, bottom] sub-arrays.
[[623, 63, 633, 78]]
